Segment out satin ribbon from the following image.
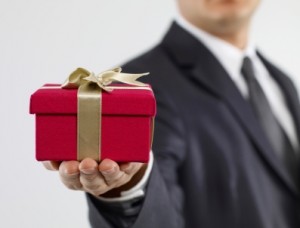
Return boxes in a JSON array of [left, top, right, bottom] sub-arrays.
[[62, 67, 149, 161]]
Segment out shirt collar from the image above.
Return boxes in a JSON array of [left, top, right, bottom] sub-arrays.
[[175, 12, 257, 82]]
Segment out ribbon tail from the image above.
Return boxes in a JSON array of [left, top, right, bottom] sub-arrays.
[[112, 72, 149, 86]]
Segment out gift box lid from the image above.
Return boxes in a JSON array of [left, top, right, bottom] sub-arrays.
[[30, 84, 156, 116]]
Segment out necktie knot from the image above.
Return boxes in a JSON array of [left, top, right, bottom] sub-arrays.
[[241, 56, 256, 82]]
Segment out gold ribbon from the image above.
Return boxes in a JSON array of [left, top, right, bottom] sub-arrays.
[[62, 67, 149, 161]]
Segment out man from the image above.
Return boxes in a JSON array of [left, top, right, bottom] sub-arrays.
[[44, 0, 300, 227]]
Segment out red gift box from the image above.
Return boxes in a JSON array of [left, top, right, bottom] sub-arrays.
[[30, 83, 156, 162]]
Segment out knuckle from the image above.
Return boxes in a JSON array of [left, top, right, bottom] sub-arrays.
[[82, 174, 97, 182], [108, 173, 129, 187], [73, 185, 83, 190], [60, 176, 82, 190], [122, 163, 141, 175], [70, 185, 82, 191], [64, 183, 77, 190], [80, 177, 106, 191], [115, 176, 131, 188], [105, 172, 124, 185], [60, 170, 79, 179], [60, 176, 78, 185], [83, 183, 101, 191]]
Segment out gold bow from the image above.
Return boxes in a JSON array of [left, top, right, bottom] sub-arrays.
[[61, 67, 148, 92], [61, 67, 149, 161]]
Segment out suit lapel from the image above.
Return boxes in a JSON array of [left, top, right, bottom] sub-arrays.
[[162, 22, 299, 196], [258, 53, 300, 152]]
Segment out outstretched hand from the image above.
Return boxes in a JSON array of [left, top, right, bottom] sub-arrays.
[[43, 158, 147, 197]]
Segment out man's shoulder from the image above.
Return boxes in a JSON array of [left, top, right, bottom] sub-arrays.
[[121, 43, 175, 85]]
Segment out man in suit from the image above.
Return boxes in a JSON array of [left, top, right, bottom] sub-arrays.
[[44, 0, 300, 227]]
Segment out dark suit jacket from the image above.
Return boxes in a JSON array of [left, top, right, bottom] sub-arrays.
[[87, 22, 300, 228]]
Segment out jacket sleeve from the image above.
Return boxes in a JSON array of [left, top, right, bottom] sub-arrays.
[[86, 87, 188, 228]]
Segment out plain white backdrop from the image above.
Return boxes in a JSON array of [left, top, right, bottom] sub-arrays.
[[0, 0, 299, 227]]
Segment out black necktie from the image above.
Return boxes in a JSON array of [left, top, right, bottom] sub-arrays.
[[241, 57, 298, 183]]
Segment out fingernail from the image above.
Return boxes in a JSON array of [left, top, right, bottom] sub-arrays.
[[80, 169, 94, 175], [101, 166, 116, 175]]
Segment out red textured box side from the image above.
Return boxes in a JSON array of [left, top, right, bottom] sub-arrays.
[[35, 114, 151, 162]]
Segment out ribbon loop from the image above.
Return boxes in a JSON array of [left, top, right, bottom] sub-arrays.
[[61, 68, 91, 89], [62, 67, 149, 92]]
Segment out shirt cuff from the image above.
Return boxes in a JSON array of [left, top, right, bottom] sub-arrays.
[[97, 150, 154, 202]]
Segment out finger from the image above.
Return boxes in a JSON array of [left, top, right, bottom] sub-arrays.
[[42, 161, 61, 171], [79, 158, 107, 194], [99, 159, 126, 186], [59, 161, 82, 190], [119, 162, 143, 175]]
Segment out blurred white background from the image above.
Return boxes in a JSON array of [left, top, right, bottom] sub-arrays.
[[0, 0, 299, 227]]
